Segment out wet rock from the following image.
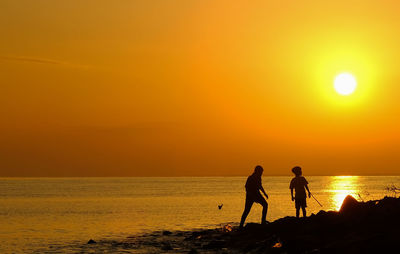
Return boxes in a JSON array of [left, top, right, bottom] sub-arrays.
[[202, 240, 225, 249], [185, 231, 202, 240], [87, 239, 96, 244], [162, 230, 172, 236], [243, 242, 258, 252], [161, 242, 173, 251], [175, 231, 184, 236], [305, 249, 320, 254], [188, 248, 198, 254]]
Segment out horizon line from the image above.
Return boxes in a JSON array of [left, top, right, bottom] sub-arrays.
[[1, 174, 400, 178]]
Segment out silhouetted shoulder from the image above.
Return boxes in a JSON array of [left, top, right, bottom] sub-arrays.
[[289, 177, 295, 189], [290, 176, 308, 189], [245, 174, 261, 193]]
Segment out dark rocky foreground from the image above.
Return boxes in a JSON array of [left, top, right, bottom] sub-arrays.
[[82, 196, 400, 253]]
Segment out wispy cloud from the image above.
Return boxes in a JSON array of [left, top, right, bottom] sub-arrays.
[[0, 56, 91, 69]]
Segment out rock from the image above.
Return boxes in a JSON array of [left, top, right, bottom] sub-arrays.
[[339, 195, 360, 213], [202, 240, 225, 249], [222, 223, 233, 232], [243, 243, 258, 252], [87, 239, 96, 244], [161, 242, 173, 250], [162, 230, 172, 236], [91, 196, 400, 253], [306, 249, 320, 254]]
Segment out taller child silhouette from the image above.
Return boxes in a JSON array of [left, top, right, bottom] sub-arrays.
[[239, 165, 269, 228]]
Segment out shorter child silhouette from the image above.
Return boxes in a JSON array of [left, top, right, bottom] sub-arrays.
[[290, 166, 311, 218]]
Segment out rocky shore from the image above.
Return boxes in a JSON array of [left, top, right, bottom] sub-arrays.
[[82, 195, 400, 253]]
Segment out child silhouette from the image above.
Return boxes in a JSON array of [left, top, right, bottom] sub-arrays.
[[239, 165, 269, 228], [290, 166, 311, 218]]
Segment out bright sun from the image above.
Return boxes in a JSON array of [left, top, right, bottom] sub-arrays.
[[334, 73, 357, 95]]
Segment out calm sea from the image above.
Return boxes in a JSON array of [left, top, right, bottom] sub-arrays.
[[0, 176, 398, 253]]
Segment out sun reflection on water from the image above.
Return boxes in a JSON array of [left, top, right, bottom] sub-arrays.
[[329, 176, 360, 210]]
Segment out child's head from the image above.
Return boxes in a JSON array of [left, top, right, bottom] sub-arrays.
[[254, 165, 264, 176], [292, 166, 302, 176]]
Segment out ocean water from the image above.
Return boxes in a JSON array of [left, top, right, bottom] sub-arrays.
[[0, 176, 399, 253]]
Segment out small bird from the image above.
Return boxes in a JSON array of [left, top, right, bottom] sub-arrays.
[[218, 204, 223, 210]]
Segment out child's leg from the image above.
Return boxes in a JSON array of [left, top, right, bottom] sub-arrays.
[[260, 200, 268, 224], [302, 207, 306, 217], [240, 197, 254, 228], [296, 208, 300, 218]]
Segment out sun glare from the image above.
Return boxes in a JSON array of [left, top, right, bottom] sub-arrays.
[[334, 73, 357, 95], [330, 176, 360, 210]]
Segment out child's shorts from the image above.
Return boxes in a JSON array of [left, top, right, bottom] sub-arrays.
[[295, 198, 307, 209]]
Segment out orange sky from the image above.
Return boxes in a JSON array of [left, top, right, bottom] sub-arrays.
[[1, 0, 400, 176]]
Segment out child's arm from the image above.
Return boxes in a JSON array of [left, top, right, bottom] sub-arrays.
[[305, 184, 311, 198], [290, 188, 294, 201], [260, 186, 269, 199]]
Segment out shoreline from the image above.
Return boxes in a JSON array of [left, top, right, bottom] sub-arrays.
[[81, 195, 400, 253]]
